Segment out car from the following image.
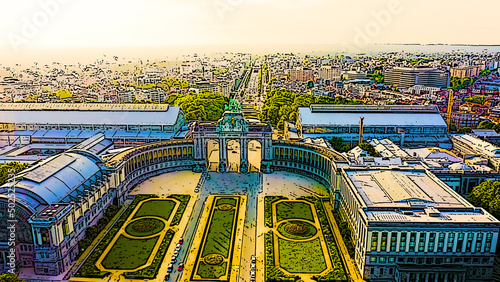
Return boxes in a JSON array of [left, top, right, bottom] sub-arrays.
[[171, 258, 177, 264], [167, 264, 173, 273], [250, 263, 256, 271], [179, 238, 184, 244], [172, 254, 177, 260], [194, 188, 199, 193], [164, 273, 170, 281], [250, 270, 256, 278], [251, 255, 256, 263], [178, 262, 185, 272], [174, 250, 179, 256]]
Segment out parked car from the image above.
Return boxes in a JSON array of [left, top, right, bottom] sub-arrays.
[[167, 264, 173, 273], [250, 270, 256, 278], [178, 262, 185, 272], [251, 263, 256, 271], [171, 258, 177, 264], [251, 255, 256, 263], [164, 273, 170, 281], [179, 238, 184, 245]]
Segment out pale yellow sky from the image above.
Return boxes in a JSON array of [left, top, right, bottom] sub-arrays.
[[0, 0, 498, 51]]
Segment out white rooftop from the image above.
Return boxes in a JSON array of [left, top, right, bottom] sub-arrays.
[[345, 169, 468, 208], [298, 107, 447, 127]]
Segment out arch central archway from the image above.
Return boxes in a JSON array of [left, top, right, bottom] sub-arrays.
[[248, 140, 262, 172], [227, 139, 241, 172], [206, 140, 220, 171]]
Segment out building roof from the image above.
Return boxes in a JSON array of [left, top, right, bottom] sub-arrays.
[[299, 107, 447, 127], [345, 169, 469, 208], [0, 151, 103, 212], [344, 168, 499, 223], [0, 107, 181, 126], [0, 103, 170, 111]]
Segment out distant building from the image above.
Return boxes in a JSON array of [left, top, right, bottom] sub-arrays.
[[343, 71, 367, 81], [451, 134, 500, 159], [318, 66, 341, 81], [289, 67, 313, 82], [451, 111, 481, 129], [450, 66, 481, 78], [296, 104, 449, 148], [385, 67, 449, 89], [336, 166, 500, 281]]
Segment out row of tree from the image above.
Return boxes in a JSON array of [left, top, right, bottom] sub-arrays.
[[259, 89, 364, 130], [165, 91, 229, 121], [468, 180, 500, 221], [0, 162, 30, 187]]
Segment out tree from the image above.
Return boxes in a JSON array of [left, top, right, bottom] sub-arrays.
[[165, 91, 229, 121], [477, 120, 495, 130], [457, 127, 472, 134], [328, 137, 351, 153], [359, 142, 379, 157], [468, 180, 500, 220], [0, 162, 29, 186], [56, 88, 72, 99], [0, 273, 24, 282]]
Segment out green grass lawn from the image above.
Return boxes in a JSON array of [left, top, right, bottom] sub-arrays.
[[277, 220, 317, 240], [101, 235, 158, 270], [278, 237, 327, 273], [133, 199, 176, 221], [196, 262, 227, 279], [215, 197, 237, 207], [201, 208, 235, 258], [276, 201, 315, 223], [125, 218, 165, 237]]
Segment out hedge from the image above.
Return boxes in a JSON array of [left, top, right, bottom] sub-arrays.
[[167, 194, 191, 226], [264, 196, 288, 227], [123, 229, 175, 279], [297, 196, 348, 282], [75, 195, 157, 278], [264, 231, 299, 282]]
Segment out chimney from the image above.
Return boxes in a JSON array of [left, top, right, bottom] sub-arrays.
[[359, 117, 364, 145]]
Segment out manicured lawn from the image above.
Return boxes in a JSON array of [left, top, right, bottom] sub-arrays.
[[196, 261, 227, 279], [278, 237, 327, 273], [101, 235, 158, 270], [125, 218, 165, 237], [133, 199, 176, 220], [193, 196, 240, 280], [215, 197, 237, 207], [276, 201, 315, 223], [201, 208, 235, 258], [277, 220, 317, 240]]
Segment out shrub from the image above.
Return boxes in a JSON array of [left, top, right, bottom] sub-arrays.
[[167, 194, 191, 226], [264, 196, 288, 227], [123, 229, 175, 279], [75, 195, 157, 278]]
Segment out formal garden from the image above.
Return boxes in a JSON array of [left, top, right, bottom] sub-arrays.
[[191, 196, 241, 281], [75, 194, 190, 280], [264, 196, 348, 282]]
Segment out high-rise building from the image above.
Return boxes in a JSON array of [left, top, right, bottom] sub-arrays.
[[289, 67, 313, 82], [450, 66, 481, 78], [385, 67, 449, 88], [318, 66, 341, 81]]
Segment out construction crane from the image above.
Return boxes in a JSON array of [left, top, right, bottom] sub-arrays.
[[446, 89, 454, 134]]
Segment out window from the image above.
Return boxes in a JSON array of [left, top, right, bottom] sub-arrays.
[[419, 233, 426, 252], [371, 232, 378, 251], [390, 233, 397, 252], [379, 257, 386, 263], [437, 233, 445, 252], [381, 232, 388, 252], [370, 257, 377, 263], [399, 233, 407, 252], [428, 232, 436, 252], [409, 233, 417, 251]]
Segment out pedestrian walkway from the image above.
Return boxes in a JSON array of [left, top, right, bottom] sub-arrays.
[[323, 202, 365, 282]]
